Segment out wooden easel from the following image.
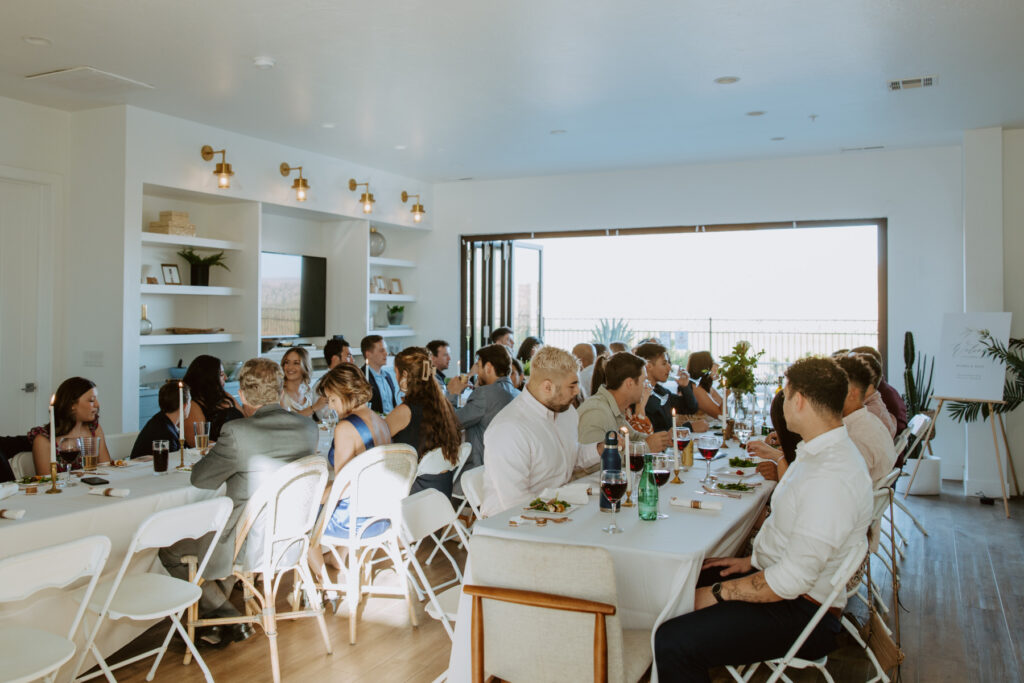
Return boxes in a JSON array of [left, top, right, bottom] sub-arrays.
[[905, 396, 1021, 518]]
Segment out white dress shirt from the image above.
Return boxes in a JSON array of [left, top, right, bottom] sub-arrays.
[[578, 364, 595, 400], [844, 407, 897, 486], [751, 425, 873, 608], [481, 388, 601, 517]]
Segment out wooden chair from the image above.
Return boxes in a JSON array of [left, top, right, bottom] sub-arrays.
[[464, 535, 651, 683]]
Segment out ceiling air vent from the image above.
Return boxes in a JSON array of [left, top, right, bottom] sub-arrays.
[[841, 146, 886, 153], [888, 76, 936, 91], [24, 66, 154, 94]]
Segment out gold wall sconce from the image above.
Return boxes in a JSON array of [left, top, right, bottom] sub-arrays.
[[349, 178, 375, 214], [200, 145, 234, 188], [280, 163, 309, 201], [401, 191, 425, 223]]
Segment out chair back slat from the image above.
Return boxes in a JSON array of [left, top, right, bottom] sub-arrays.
[[0, 535, 110, 603], [401, 488, 459, 543], [134, 496, 233, 551], [460, 466, 487, 519]]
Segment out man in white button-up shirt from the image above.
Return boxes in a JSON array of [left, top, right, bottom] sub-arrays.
[[655, 357, 873, 682], [481, 346, 604, 516]]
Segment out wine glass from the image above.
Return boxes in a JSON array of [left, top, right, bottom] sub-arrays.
[[697, 433, 722, 484], [673, 425, 691, 480], [600, 469, 627, 534], [734, 421, 752, 449], [624, 441, 647, 507], [57, 436, 83, 487], [652, 454, 672, 519]]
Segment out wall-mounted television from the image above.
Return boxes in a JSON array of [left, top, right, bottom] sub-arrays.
[[260, 251, 327, 338]]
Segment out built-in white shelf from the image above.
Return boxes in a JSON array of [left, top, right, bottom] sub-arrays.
[[368, 293, 415, 303], [141, 284, 243, 296], [369, 256, 416, 268], [369, 327, 416, 338], [140, 333, 244, 345], [371, 219, 430, 233], [140, 233, 246, 251]]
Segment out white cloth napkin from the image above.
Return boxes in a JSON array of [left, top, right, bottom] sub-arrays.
[[88, 487, 130, 498], [539, 483, 590, 505], [0, 508, 26, 520], [0, 482, 18, 501], [670, 496, 723, 511]]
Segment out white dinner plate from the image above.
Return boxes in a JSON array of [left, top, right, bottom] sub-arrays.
[[522, 502, 578, 517]]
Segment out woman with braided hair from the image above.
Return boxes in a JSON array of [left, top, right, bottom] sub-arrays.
[[385, 346, 463, 498]]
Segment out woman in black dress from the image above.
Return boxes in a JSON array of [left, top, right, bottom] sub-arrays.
[[182, 354, 243, 446]]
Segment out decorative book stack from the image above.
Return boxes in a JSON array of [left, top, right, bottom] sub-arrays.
[[147, 210, 196, 236]]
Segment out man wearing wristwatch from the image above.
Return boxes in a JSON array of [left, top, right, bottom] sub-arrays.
[[653, 357, 873, 682]]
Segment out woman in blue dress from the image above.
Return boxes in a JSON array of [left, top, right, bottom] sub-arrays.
[[309, 363, 391, 583]]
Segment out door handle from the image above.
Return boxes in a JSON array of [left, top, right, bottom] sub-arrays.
[[21, 382, 37, 393]]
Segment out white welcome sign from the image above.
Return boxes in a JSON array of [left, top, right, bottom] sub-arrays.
[[933, 312, 1012, 401]]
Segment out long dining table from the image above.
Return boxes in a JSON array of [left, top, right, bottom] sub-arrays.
[[445, 441, 774, 682]]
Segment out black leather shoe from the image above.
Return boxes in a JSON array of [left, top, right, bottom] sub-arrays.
[[198, 626, 229, 648], [232, 623, 256, 642]]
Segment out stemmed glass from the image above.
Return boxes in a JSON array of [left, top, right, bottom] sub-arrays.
[[697, 433, 722, 484], [600, 469, 627, 534], [673, 425, 691, 480], [652, 454, 672, 519], [624, 441, 647, 508], [57, 437, 83, 488], [734, 421, 752, 450]]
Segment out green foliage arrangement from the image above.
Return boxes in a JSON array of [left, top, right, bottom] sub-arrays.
[[902, 331, 934, 418], [591, 318, 634, 346], [176, 248, 230, 270], [386, 304, 405, 315], [948, 333, 1024, 422], [719, 340, 764, 398]]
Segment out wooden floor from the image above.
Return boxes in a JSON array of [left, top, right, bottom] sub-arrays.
[[106, 481, 1021, 682]]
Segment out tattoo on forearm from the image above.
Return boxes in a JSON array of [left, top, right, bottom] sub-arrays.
[[723, 571, 779, 603]]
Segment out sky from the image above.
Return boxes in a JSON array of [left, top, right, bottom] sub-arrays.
[[528, 225, 879, 322]]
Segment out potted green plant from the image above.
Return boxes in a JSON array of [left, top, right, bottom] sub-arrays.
[[387, 304, 404, 326], [902, 330, 940, 494], [177, 248, 229, 286]]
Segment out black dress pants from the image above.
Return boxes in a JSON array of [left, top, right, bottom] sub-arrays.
[[654, 567, 840, 682]]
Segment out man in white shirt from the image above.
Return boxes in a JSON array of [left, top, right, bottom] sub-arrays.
[[481, 346, 605, 516], [573, 342, 596, 399], [654, 357, 873, 682], [836, 355, 897, 486]]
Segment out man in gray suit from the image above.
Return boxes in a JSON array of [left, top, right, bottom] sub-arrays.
[[448, 344, 520, 469], [159, 357, 317, 644]]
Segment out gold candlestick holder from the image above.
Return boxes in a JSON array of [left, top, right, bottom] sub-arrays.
[[45, 462, 62, 494]]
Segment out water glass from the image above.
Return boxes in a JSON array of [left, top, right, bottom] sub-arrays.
[[81, 436, 102, 472], [152, 440, 169, 475], [193, 421, 211, 455]]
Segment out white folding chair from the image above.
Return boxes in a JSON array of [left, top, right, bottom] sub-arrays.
[[400, 488, 470, 639], [894, 413, 931, 537], [311, 443, 418, 645], [425, 443, 473, 566], [186, 455, 332, 683], [727, 538, 870, 683], [0, 536, 110, 683], [104, 432, 139, 462], [70, 497, 232, 683]]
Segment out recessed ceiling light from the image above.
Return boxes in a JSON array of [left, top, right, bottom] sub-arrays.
[[21, 36, 52, 47], [394, 144, 407, 151], [549, 129, 567, 135], [321, 122, 335, 129], [746, 111, 766, 117], [252, 56, 276, 70], [714, 76, 740, 85], [771, 137, 785, 141]]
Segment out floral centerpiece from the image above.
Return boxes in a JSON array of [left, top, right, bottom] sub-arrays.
[[719, 340, 765, 422]]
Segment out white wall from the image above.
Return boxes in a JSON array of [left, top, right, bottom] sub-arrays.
[[1002, 129, 1024, 494], [0, 95, 69, 176], [430, 146, 968, 474]]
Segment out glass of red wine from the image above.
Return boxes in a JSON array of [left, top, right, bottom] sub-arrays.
[[57, 436, 83, 488], [652, 454, 672, 518], [624, 441, 647, 507], [696, 433, 722, 484], [600, 469, 627, 534]]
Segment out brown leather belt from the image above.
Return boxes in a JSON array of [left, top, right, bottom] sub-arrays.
[[800, 594, 842, 620]]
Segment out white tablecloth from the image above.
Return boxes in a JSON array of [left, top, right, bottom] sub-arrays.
[[0, 452, 217, 679], [446, 445, 773, 682]]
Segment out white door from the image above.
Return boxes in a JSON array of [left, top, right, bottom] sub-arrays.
[[0, 176, 50, 434]]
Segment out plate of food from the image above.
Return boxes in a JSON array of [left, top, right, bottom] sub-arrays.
[[718, 456, 760, 478], [523, 497, 576, 516], [715, 481, 757, 493], [18, 475, 54, 490]]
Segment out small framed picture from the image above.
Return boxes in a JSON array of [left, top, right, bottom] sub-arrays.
[[161, 263, 182, 285], [145, 276, 159, 284], [373, 275, 388, 293], [389, 278, 403, 295]]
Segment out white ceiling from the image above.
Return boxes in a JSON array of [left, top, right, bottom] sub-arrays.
[[2, 0, 1023, 181]]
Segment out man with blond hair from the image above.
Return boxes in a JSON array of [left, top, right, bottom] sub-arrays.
[[482, 346, 607, 516], [159, 357, 317, 645]]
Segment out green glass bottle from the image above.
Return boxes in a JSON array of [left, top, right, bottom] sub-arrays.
[[638, 453, 658, 521]]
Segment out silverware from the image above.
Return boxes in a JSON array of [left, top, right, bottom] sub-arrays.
[[521, 514, 571, 524], [700, 486, 741, 499]]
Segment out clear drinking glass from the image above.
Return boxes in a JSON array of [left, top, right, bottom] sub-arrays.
[[152, 440, 169, 475], [734, 421, 752, 449], [57, 437, 83, 487], [193, 421, 211, 456], [624, 441, 647, 507], [600, 469, 627, 534], [696, 433, 722, 484], [652, 453, 672, 519], [81, 436, 102, 472]]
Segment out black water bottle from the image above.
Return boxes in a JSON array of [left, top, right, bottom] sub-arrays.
[[600, 430, 621, 512]]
